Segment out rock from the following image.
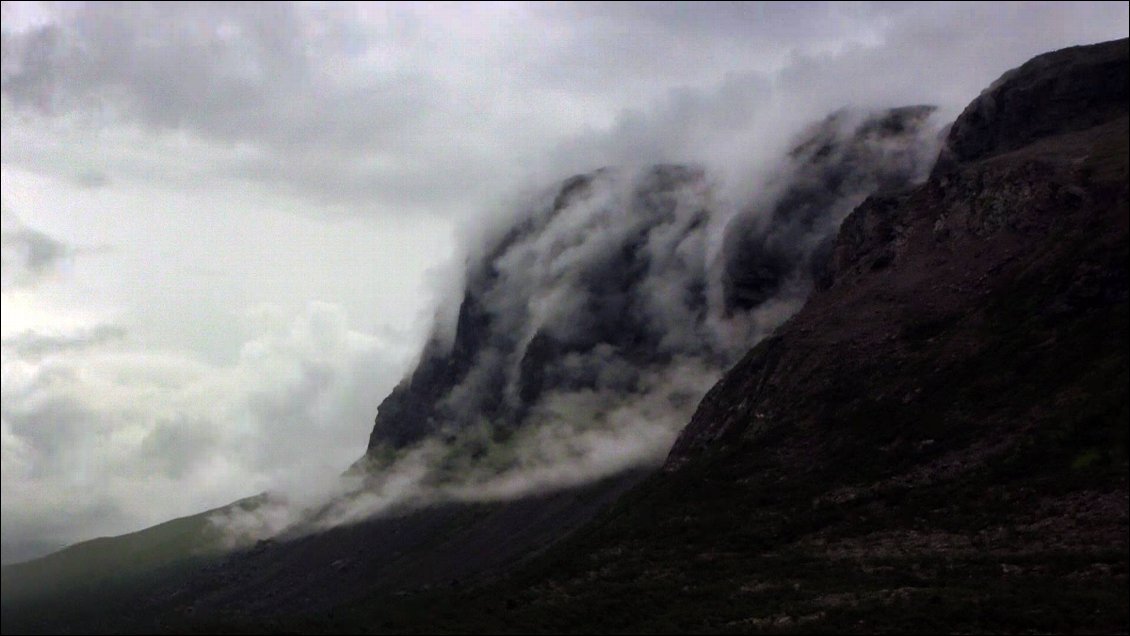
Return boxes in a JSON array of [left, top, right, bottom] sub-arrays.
[[666, 37, 1129, 470], [934, 38, 1128, 174], [722, 105, 936, 310]]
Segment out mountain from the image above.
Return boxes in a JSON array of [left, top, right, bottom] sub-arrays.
[[365, 104, 936, 459], [337, 38, 1128, 633], [0, 112, 937, 632], [1, 102, 936, 634], [2, 38, 1127, 634]]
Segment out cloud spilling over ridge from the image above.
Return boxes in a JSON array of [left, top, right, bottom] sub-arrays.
[[211, 356, 720, 547], [208, 106, 942, 545], [371, 105, 941, 448]]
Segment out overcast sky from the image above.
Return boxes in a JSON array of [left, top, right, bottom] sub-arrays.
[[1, 1, 1126, 563]]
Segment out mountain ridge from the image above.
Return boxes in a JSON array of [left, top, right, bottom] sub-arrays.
[[322, 36, 1128, 633]]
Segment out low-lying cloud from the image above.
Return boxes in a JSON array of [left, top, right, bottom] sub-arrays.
[[207, 356, 720, 547], [1, 301, 412, 562], [206, 106, 942, 547]]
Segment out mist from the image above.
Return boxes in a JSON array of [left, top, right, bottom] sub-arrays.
[[208, 105, 942, 545]]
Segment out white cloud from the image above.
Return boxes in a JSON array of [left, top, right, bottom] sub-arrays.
[[1, 210, 74, 288], [1, 301, 412, 558]]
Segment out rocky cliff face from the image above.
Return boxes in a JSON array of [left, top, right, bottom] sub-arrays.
[[936, 38, 1128, 172], [722, 105, 936, 310], [431, 38, 1124, 633], [291, 37, 1125, 634], [667, 37, 1129, 469], [365, 107, 939, 472]]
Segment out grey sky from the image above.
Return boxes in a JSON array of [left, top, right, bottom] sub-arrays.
[[1, 1, 1127, 563]]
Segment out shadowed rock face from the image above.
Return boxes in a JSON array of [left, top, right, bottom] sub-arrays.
[[367, 109, 938, 458], [361, 38, 1127, 635], [935, 38, 1129, 173], [367, 164, 717, 452], [668, 38, 1130, 467], [722, 105, 936, 310]]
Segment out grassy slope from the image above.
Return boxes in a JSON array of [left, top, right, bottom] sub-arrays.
[[0, 495, 262, 611], [0, 471, 647, 634]]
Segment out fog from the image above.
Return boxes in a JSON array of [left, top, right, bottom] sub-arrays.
[[209, 106, 941, 544]]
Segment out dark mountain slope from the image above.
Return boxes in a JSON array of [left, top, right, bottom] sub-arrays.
[[0, 472, 644, 634], [317, 38, 1129, 634], [0, 496, 262, 605]]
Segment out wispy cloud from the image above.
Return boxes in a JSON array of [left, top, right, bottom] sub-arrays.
[[1, 212, 73, 288]]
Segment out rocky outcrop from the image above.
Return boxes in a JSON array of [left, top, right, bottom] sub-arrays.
[[365, 164, 716, 454], [668, 38, 1129, 468], [366, 109, 938, 460], [722, 105, 936, 310], [934, 37, 1128, 173], [399, 39, 1126, 634]]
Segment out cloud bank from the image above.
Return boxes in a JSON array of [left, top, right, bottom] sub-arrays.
[[209, 106, 942, 545]]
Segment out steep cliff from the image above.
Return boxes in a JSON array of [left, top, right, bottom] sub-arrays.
[[935, 38, 1128, 172], [365, 107, 938, 467], [668, 37, 1129, 468], [342, 38, 1128, 634]]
